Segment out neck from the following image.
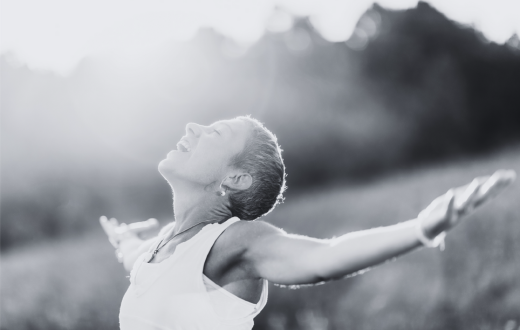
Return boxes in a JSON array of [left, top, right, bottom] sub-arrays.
[[170, 182, 232, 233]]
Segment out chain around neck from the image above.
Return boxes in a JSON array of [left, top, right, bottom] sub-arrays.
[[146, 219, 224, 263]]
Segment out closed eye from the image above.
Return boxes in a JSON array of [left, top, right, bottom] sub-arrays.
[[213, 129, 221, 136]]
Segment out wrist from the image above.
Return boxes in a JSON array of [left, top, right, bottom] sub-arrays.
[[415, 218, 446, 250], [115, 236, 142, 264], [419, 216, 448, 239], [113, 229, 138, 246], [118, 235, 141, 249]]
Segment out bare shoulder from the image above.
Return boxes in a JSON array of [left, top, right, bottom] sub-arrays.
[[215, 220, 284, 257], [205, 220, 280, 278], [227, 219, 285, 243]]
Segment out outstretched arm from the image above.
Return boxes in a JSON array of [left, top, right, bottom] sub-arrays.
[[241, 170, 515, 286]]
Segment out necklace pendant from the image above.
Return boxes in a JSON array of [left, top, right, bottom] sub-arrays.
[[144, 251, 156, 263]]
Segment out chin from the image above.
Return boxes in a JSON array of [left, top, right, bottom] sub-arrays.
[[158, 158, 177, 178]]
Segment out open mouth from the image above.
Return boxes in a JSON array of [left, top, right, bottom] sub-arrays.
[[176, 139, 191, 152]]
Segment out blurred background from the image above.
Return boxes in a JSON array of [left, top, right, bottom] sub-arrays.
[[1, 0, 520, 329]]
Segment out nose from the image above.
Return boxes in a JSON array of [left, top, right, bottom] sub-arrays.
[[186, 123, 203, 138]]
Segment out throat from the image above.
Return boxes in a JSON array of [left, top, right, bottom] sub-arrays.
[[172, 189, 233, 229]]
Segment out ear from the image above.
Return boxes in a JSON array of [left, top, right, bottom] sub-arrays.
[[222, 172, 252, 191]]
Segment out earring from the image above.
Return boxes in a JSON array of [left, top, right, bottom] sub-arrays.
[[216, 180, 227, 196]]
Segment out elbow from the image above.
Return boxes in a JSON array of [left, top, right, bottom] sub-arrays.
[[310, 264, 335, 284], [314, 274, 329, 284], [306, 247, 337, 283], [313, 269, 334, 283], [318, 265, 374, 282], [313, 264, 356, 282]]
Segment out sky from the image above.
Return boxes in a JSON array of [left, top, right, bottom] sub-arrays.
[[1, 0, 519, 74]]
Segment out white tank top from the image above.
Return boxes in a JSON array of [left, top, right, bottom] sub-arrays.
[[119, 217, 268, 330], [202, 275, 257, 319]]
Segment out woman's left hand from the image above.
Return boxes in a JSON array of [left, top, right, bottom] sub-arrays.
[[100, 216, 159, 248], [419, 169, 516, 238]]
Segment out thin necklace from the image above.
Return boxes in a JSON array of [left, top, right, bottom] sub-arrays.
[[145, 219, 220, 263]]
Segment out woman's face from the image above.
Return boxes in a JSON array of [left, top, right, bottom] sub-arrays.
[[158, 118, 251, 187]]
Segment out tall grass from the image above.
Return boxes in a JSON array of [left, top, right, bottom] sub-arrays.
[[2, 146, 520, 330]]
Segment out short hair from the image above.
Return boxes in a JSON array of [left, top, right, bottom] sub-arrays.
[[227, 116, 286, 220]]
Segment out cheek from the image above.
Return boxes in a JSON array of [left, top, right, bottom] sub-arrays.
[[190, 150, 230, 177], [190, 154, 222, 176]]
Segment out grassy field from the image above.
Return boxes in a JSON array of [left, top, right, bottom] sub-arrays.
[[2, 146, 520, 330]]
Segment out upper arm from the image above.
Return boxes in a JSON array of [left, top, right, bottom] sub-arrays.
[[239, 221, 330, 285]]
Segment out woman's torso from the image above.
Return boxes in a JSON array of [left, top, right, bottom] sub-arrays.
[[119, 217, 268, 330]]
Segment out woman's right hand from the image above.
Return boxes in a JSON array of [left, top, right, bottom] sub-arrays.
[[419, 169, 516, 238], [99, 216, 159, 248]]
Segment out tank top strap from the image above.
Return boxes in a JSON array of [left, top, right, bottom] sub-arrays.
[[177, 217, 241, 268], [154, 217, 240, 254], [255, 278, 269, 315], [196, 217, 240, 243], [205, 216, 241, 240]]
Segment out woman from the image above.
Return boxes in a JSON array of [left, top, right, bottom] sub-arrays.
[[100, 116, 515, 330]]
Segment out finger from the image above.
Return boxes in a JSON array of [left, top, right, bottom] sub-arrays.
[[481, 169, 516, 195], [451, 182, 472, 202], [100, 216, 109, 230], [127, 218, 160, 233], [473, 176, 489, 186], [445, 189, 456, 219], [451, 175, 487, 207], [455, 179, 481, 213], [465, 180, 482, 213], [100, 216, 120, 247], [114, 223, 129, 235], [476, 169, 516, 206], [100, 216, 115, 235], [110, 218, 119, 226], [148, 218, 159, 227]]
